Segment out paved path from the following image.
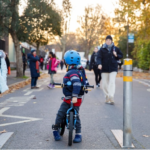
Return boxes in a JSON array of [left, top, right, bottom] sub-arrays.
[[0, 71, 150, 149]]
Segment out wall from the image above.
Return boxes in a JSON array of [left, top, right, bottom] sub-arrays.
[[8, 34, 16, 63]]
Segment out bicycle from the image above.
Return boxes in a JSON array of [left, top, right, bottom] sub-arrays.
[[52, 81, 94, 146]]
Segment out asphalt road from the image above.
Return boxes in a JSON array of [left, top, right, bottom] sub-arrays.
[[0, 70, 150, 149]]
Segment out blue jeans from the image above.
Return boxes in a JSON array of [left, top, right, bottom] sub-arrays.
[[31, 77, 38, 87], [55, 102, 81, 133]]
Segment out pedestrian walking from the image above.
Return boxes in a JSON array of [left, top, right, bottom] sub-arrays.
[[118, 59, 123, 70], [22, 52, 27, 76], [27, 48, 40, 89], [47, 52, 58, 88], [60, 59, 64, 70], [40, 56, 44, 70], [97, 35, 123, 104], [89, 47, 101, 87], [0, 50, 8, 94], [5, 52, 11, 75], [86, 59, 90, 69]]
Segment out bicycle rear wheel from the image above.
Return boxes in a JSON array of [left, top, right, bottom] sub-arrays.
[[68, 111, 73, 146], [60, 119, 66, 136]]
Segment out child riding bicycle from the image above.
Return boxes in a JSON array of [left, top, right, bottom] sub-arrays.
[[52, 50, 89, 143]]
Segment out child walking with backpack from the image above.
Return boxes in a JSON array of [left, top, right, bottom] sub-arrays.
[[52, 50, 89, 143], [47, 52, 58, 89]]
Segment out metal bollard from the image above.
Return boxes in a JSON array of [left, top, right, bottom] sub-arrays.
[[123, 58, 133, 148]]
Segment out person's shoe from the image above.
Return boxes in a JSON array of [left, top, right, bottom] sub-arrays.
[[53, 131, 61, 141], [98, 84, 100, 87], [31, 87, 35, 89], [34, 86, 39, 89], [47, 84, 52, 89], [110, 100, 114, 105], [109, 96, 115, 105], [52, 84, 55, 88], [73, 135, 82, 143], [105, 96, 111, 104], [96, 85, 99, 88], [110, 97, 115, 105]]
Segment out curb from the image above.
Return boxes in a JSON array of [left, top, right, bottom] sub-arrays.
[[0, 73, 46, 97]]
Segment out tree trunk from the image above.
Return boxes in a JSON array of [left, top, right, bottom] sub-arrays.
[[11, 33, 23, 77], [62, 36, 66, 59]]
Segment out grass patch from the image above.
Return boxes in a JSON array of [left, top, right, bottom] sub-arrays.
[[22, 76, 29, 79], [16, 76, 29, 79]]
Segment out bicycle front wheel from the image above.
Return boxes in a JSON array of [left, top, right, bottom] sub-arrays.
[[68, 111, 73, 146]]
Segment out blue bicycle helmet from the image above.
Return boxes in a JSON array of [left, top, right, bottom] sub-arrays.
[[64, 50, 81, 65]]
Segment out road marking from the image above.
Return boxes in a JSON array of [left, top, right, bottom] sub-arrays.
[[111, 130, 134, 148], [0, 132, 14, 148], [0, 107, 10, 115], [147, 89, 150, 92], [0, 107, 42, 127], [37, 88, 43, 91], [134, 79, 150, 87], [23, 87, 30, 92], [24, 91, 33, 95], [0, 95, 34, 108]]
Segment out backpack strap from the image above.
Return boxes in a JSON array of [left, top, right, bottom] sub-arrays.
[[0, 57, 1, 71]]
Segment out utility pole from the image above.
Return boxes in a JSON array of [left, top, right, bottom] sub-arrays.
[[126, 0, 129, 58]]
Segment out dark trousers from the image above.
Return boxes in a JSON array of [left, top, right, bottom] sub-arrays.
[[55, 102, 81, 133], [31, 77, 38, 87], [23, 63, 26, 76], [40, 62, 43, 70], [93, 66, 101, 85], [60, 64, 64, 70]]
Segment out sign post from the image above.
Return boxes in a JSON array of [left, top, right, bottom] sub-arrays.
[[128, 33, 134, 43], [123, 58, 133, 148]]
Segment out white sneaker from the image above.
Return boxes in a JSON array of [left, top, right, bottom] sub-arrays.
[[109, 96, 115, 105], [96, 85, 99, 88]]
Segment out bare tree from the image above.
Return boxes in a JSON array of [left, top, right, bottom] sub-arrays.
[[77, 4, 111, 58]]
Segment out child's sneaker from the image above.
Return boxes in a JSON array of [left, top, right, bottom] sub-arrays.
[[47, 84, 52, 89], [73, 135, 82, 143], [53, 131, 61, 141], [52, 84, 55, 88]]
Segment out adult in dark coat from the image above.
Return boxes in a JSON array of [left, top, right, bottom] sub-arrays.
[[97, 35, 123, 104], [22, 53, 27, 76], [89, 47, 101, 87], [27, 49, 40, 89], [5, 53, 10, 69], [60, 59, 64, 70]]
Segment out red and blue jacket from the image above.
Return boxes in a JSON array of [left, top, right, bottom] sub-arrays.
[[63, 65, 89, 106]]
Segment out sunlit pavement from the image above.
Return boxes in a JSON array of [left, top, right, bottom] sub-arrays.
[[0, 70, 150, 149]]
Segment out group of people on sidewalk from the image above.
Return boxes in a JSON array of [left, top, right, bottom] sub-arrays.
[[89, 35, 123, 104], [27, 49, 59, 89]]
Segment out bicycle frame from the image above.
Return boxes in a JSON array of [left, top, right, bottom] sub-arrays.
[[66, 98, 78, 130]]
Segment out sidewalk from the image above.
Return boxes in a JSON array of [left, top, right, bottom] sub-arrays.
[[7, 69, 30, 86], [7, 69, 48, 86]]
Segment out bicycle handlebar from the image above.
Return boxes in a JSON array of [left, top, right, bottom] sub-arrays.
[[85, 85, 94, 88], [53, 83, 62, 86], [53, 83, 94, 89]]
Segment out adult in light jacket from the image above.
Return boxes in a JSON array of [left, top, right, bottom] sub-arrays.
[[0, 50, 9, 94], [97, 35, 123, 105], [27, 48, 40, 89]]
